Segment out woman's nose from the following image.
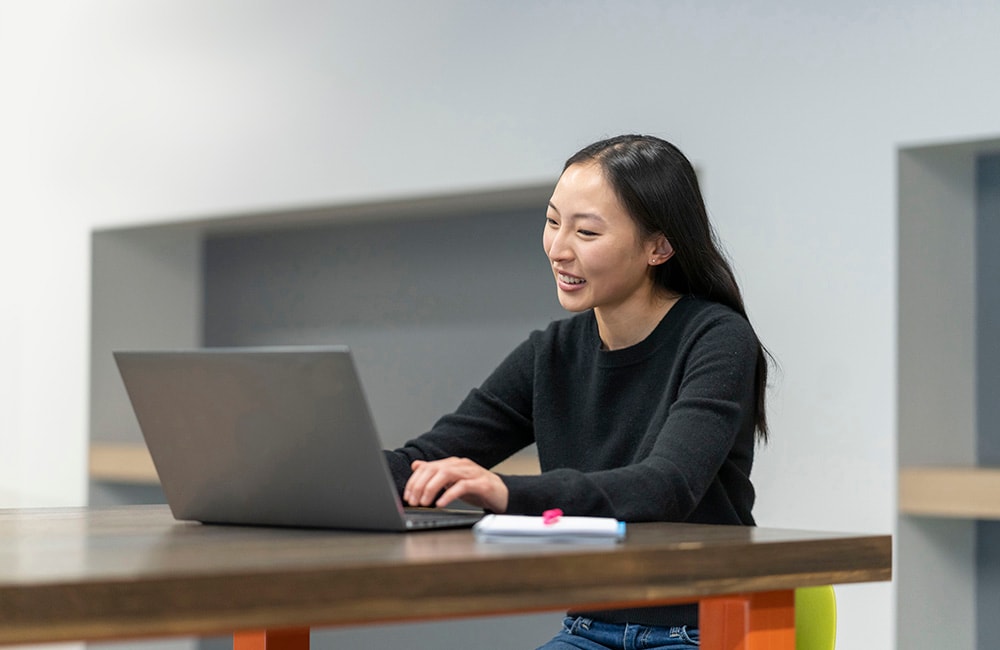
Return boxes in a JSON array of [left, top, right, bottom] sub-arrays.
[[545, 229, 572, 262]]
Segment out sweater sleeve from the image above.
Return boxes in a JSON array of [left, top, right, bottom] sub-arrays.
[[383, 337, 538, 494], [502, 313, 759, 523]]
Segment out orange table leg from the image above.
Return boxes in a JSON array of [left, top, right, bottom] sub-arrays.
[[699, 590, 795, 649], [234, 628, 310, 650]]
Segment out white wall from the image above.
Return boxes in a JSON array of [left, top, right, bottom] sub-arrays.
[[4, 1, 1000, 648]]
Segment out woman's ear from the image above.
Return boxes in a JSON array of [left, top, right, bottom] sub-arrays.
[[648, 235, 675, 266]]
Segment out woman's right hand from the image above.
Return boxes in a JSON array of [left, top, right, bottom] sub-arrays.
[[404, 457, 509, 513]]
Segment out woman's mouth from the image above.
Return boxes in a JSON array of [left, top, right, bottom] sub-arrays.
[[557, 272, 586, 287]]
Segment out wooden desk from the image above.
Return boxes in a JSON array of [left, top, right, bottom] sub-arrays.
[[0, 505, 890, 649]]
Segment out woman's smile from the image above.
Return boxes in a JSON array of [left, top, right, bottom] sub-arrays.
[[556, 270, 587, 289]]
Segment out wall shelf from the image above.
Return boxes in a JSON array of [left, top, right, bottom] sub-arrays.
[[88, 442, 540, 486], [89, 443, 158, 484], [899, 466, 1000, 520]]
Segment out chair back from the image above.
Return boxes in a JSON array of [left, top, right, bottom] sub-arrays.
[[795, 585, 837, 650]]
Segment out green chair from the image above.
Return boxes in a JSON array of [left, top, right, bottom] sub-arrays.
[[795, 585, 837, 650]]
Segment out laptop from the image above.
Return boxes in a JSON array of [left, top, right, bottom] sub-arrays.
[[113, 346, 484, 532]]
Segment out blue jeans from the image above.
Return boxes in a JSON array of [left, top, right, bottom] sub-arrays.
[[535, 617, 700, 649]]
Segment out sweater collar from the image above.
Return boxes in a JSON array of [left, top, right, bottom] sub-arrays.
[[591, 295, 693, 367]]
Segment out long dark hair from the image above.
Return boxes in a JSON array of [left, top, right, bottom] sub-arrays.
[[565, 134, 771, 442]]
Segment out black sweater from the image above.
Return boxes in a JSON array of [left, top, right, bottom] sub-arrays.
[[385, 295, 760, 625]]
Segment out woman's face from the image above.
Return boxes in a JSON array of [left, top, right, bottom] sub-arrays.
[[543, 162, 665, 315]]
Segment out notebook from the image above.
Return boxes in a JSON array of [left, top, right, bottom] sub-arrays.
[[113, 346, 484, 532]]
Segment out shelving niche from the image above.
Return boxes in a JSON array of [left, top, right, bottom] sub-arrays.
[[897, 137, 1000, 650], [88, 182, 557, 501]]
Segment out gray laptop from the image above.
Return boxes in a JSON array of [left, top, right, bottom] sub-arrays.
[[113, 346, 483, 532]]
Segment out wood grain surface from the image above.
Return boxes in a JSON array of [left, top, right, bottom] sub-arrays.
[[0, 505, 891, 645]]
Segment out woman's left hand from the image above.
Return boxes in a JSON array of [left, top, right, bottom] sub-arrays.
[[404, 457, 509, 513]]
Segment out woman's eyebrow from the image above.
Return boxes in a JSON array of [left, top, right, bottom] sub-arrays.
[[547, 202, 605, 223]]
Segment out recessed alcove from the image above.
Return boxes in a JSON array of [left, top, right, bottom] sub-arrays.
[[897, 139, 1000, 650], [88, 182, 558, 500]]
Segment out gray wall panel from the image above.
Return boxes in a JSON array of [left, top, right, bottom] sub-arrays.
[[978, 521, 1000, 650], [203, 209, 566, 449], [976, 154, 1000, 650], [977, 154, 1000, 465]]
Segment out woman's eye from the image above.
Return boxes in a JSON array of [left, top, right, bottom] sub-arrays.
[[545, 217, 559, 226], [578, 229, 598, 237]]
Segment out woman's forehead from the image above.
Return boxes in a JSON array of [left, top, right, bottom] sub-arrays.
[[552, 163, 633, 220]]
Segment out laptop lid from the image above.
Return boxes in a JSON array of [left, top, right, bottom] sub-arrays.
[[113, 346, 480, 532]]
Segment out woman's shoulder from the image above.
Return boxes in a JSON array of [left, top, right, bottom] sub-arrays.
[[672, 295, 742, 322], [675, 296, 759, 347]]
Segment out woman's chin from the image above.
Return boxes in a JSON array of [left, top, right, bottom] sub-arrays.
[[557, 295, 592, 313]]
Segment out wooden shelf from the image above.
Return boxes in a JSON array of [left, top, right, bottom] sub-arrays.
[[899, 466, 1000, 519], [89, 443, 159, 484], [89, 443, 541, 485], [491, 450, 541, 475]]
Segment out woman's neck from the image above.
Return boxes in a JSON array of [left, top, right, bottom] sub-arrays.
[[594, 291, 681, 351]]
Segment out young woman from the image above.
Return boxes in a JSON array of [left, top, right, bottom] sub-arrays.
[[384, 134, 770, 650]]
